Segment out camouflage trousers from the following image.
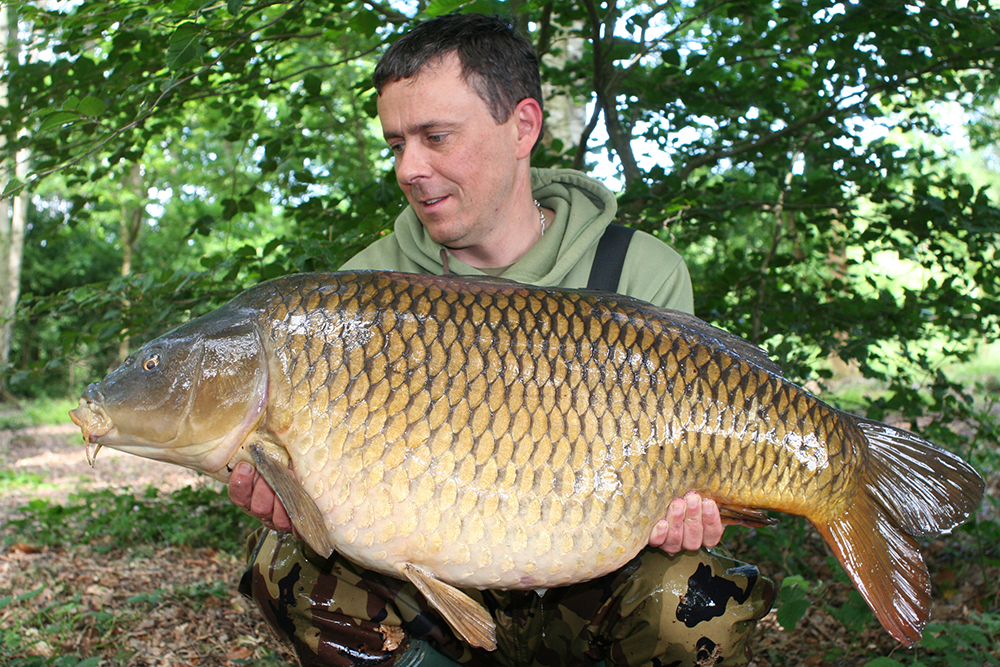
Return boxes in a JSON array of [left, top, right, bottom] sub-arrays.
[[240, 529, 775, 667]]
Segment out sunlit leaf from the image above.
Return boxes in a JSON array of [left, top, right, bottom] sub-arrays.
[[38, 111, 79, 132], [1, 178, 26, 197], [424, 0, 472, 18], [76, 95, 107, 117], [166, 22, 204, 69]]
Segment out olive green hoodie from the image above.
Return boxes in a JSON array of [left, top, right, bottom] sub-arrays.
[[341, 168, 693, 313]]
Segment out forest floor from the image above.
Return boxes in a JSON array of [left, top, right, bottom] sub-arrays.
[[1, 421, 998, 666]]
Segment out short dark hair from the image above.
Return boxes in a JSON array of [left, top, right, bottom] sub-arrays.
[[373, 13, 543, 127]]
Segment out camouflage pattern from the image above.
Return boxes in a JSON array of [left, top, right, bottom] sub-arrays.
[[240, 528, 775, 666]]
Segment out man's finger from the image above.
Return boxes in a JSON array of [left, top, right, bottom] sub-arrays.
[[659, 497, 688, 554], [648, 518, 669, 547], [680, 492, 704, 552], [249, 473, 276, 522], [227, 462, 255, 510], [701, 498, 723, 548], [271, 493, 294, 533]]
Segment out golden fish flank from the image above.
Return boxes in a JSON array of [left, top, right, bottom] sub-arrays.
[[69, 270, 984, 652]]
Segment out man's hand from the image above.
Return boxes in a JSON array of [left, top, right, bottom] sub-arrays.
[[228, 463, 294, 533], [648, 492, 724, 555]]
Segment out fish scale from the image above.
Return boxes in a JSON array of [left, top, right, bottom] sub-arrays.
[[70, 270, 983, 650], [263, 274, 836, 586]]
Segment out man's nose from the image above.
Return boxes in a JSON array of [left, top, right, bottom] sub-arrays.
[[395, 144, 431, 184]]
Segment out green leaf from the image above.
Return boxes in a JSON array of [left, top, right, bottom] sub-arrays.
[[6, 586, 45, 606], [863, 659, 905, 667], [349, 11, 382, 34], [226, 0, 244, 16], [166, 22, 204, 69], [39, 111, 80, 132], [919, 632, 950, 650], [221, 197, 238, 220], [303, 73, 322, 97], [424, 0, 472, 18], [160, 76, 181, 92], [775, 598, 809, 631], [1, 178, 26, 197], [76, 95, 107, 117], [187, 214, 215, 237]]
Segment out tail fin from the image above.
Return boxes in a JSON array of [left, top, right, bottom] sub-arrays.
[[814, 419, 984, 647]]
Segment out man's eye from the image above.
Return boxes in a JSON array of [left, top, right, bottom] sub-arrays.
[[388, 143, 404, 154]]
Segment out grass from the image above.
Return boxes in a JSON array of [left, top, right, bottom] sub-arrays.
[[3, 485, 258, 554], [1, 588, 108, 667], [0, 470, 58, 494], [947, 340, 1000, 384], [0, 397, 77, 430]]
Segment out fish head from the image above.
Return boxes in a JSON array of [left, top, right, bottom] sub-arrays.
[[70, 305, 269, 478]]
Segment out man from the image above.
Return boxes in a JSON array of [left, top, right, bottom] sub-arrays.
[[229, 13, 773, 667]]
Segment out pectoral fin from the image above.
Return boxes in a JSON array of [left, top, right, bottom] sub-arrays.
[[717, 504, 778, 528], [249, 442, 334, 558], [401, 563, 497, 651]]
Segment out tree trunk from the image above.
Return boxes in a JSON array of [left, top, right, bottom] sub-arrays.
[[0, 4, 28, 403], [538, 18, 588, 155], [117, 162, 145, 362]]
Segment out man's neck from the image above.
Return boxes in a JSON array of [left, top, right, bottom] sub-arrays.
[[446, 186, 549, 269]]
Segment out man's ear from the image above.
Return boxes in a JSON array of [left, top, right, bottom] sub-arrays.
[[513, 97, 543, 159]]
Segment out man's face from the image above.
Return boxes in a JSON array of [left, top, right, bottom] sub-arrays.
[[377, 54, 523, 250]]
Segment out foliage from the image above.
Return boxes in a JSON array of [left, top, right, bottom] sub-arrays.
[[0, 470, 55, 494], [855, 614, 1000, 666], [3, 484, 257, 553]]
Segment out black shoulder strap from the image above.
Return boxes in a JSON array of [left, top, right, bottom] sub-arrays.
[[587, 224, 637, 292]]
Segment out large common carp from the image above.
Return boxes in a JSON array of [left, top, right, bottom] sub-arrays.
[[70, 271, 983, 650]]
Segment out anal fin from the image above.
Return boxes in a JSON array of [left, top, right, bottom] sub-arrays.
[[401, 562, 497, 651], [249, 442, 334, 559]]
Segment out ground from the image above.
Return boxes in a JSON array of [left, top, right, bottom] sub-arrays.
[[1, 423, 296, 666], [1, 423, 997, 666]]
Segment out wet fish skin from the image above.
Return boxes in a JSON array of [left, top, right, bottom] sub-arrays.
[[69, 271, 984, 650]]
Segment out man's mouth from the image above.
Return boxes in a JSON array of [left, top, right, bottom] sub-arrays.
[[421, 195, 448, 206]]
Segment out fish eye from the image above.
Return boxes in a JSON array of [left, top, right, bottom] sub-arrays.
[[142, 354, 160, 371]]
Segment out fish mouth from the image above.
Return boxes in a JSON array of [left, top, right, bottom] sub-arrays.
[[69, 399, 115, 466]]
